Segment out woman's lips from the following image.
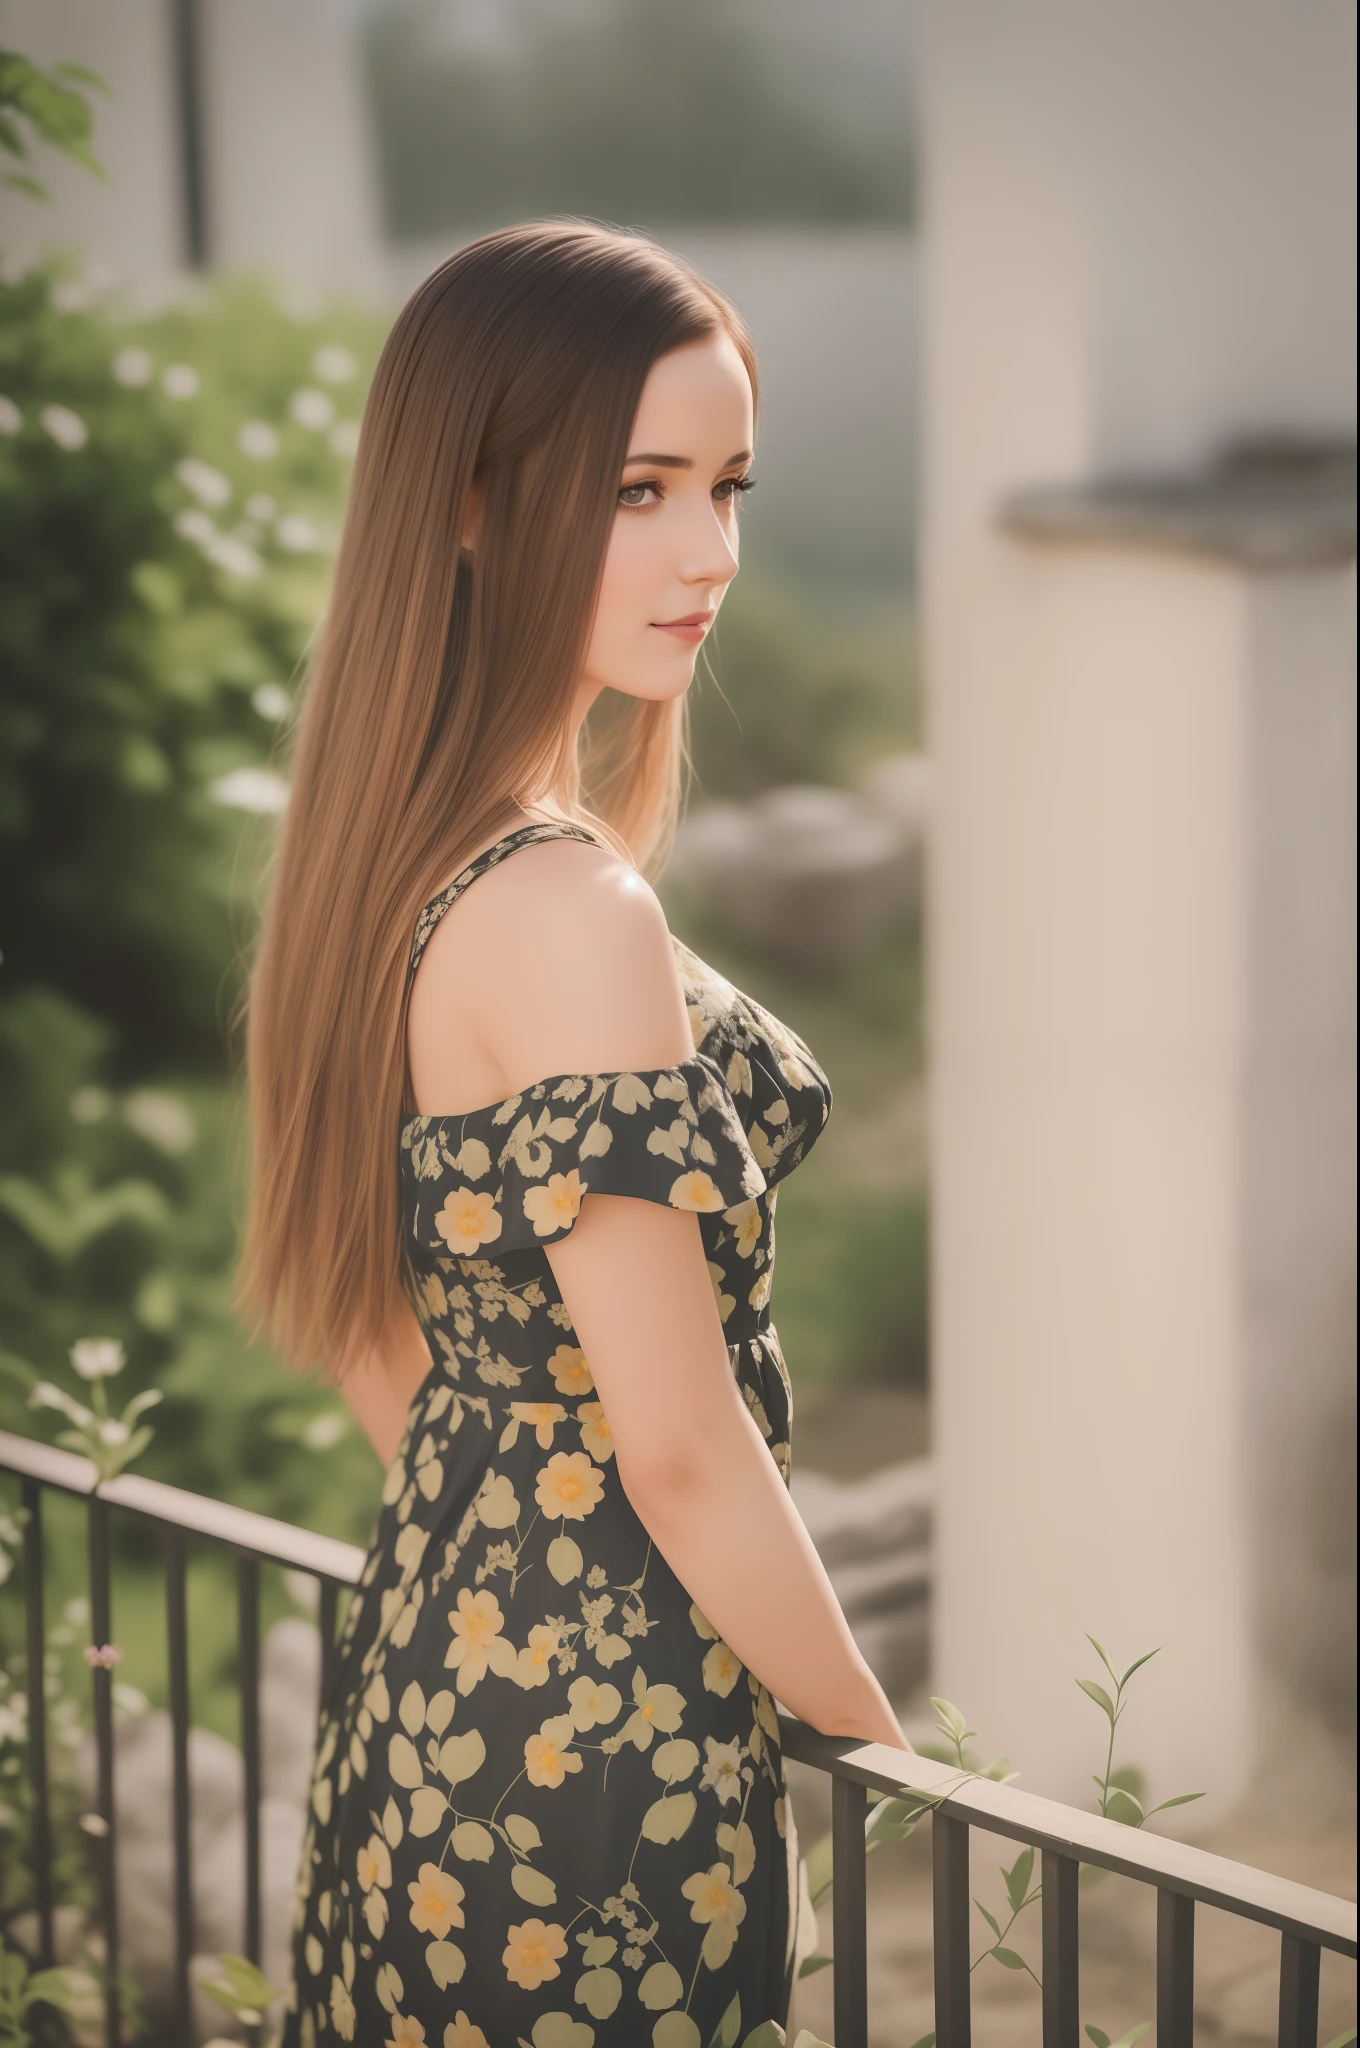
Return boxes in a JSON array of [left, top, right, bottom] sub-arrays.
[[653, 613, 713, 643]]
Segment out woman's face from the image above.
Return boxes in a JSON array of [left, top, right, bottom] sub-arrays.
[[578, 332, 755, 710]]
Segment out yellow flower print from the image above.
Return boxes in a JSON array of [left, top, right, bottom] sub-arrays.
[[700, 1735, 744, 1803], [723, 1199, 762, 1256], [444, 1586, 517, 1692], [668, 1169, 726, 1212], [623, 1669, 685, 1750], [578, 1401, 613, 1463], [329, 1977, 356, 2040], [508, 1400, 567, 1447], [444, 2018, 490, 2048], [547, 1344, 594, 1396], [422, 1271, 447, 1318], [748, 1268, 772, 1312], [682, 1862, 748, 1969], [702, 1641, 743, 1697], [386, 2020, 426, 2048], [434, 1187, 503, 1254], [535, 1450, 605, 1522], [515, 1623, 561, 1689], [567, 1674, 622, 1731], [503, 1918, 568, 1990], [356, 1832, 391, 1890], [524, 1713, 584, 1788], [363, 1884, 389, 1938], [407, 1862, 465, 1937], [523, 1170, 584, 1237]]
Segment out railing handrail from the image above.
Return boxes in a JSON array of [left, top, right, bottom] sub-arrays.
[[777, 1719, 1358, 1956], [3, 1426, 1356, 1969], [0, 1427, 366, 1585]]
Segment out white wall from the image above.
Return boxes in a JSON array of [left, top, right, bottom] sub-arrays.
[[0, 0, 386, 304], [919, 0, 1356, 1811]]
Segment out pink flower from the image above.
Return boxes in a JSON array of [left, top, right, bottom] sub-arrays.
[[83, 1643, 122, 1669]]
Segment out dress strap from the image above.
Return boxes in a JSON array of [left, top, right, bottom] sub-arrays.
[[406, 820, 606, 984]]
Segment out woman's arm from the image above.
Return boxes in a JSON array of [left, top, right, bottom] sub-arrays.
[[337, 1302, 432, 1468], [408, 836, 909, 1749], [547, 1193, 909, 1749]]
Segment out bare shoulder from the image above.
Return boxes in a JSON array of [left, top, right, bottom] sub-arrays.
[[408, 835, 693, 1111]]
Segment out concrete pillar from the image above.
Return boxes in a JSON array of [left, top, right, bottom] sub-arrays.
[[919, 0, 1356, 1814]]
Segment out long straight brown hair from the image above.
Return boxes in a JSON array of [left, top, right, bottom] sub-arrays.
[[239, 222, 757, 1380]]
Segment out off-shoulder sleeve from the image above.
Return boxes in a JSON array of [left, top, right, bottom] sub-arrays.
[[400, 1053, 768, 1259]]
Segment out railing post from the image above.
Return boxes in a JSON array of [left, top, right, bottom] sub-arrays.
[[933, 1812, 972, 2048], [831, 1775, 869, 2048], [238, 1553, 263, 1967], [20, 1477, 54, 1968], [87, 1494, 120, 2048], [318, 1576, 339, 1705], [165, 1527, 195, 2041], [1277, 1933, 1321, 2048], [1156, 1889, 1195, 2048], [1041, 1850, 1080, 2048]]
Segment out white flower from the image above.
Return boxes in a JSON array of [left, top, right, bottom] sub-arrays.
[[252, 683, 291, 721], [41, 405, 88, 450], [237, 420, 279, 460], [313, 344, 356, 384], [303, 1411, 347, 1450], [70, 1339, 126, 1382], [174, 507, 217, 546], [112, 346, 153, 387], [175, 457, 232, 508], [51, 278, 92, 313], [97, 1419, 130, 1448], [275, 512, 318, 552], [244, 490, 278, 522], [203, 532, 263, 580], [210, 766, 290, 814], [329, 420, 360, 459], [161, 363, 200, 400], [69, 1086, 110, 1124], [0, 396, 21, 435], [124, 1089, 196, 1156], [288, 387, 334, 431]]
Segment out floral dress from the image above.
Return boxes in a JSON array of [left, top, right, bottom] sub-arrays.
[[283, 821, 833, 2048]]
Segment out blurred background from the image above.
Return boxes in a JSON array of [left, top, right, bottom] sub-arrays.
[[0, 1, 1354, 2038]]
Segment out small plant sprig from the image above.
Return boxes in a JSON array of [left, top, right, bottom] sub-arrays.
[[0, 1944, 76, 2048], [198, 1953, 285, 2044], [1080, 1637, 1204, 1830], [704, 1992, 832, 2047], [27, 1338, 162, 1484]]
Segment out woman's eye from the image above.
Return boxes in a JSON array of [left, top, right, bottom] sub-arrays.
[[714, 473, 757, 503], [618, 480, 660, 509]]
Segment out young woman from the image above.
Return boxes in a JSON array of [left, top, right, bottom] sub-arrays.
[[243, 221, 909, 2048]]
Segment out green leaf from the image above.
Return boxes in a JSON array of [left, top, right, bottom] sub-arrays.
[[1107, 2026, 1152, 2048], [710, 1993, 741, 2048], [792, 2034, 837, 2048], [1118, 1648, 1160, 1687], [991, 1945, 1028, 1970], [1076, 1677, 1116, 1721], [974, 1898, 1002, 1939], [51, 62, 112, 93], [1103, 1785, 1145, 1826], [740, 2026, 786, 2048], [1145, 1791, 1205, 1815], [1003, 1845, 1035, 1913], [1085, 2030, 1111, 2048], [1, 168, 47, 198], [1321, 2031, 1357, 2048], [907, 2036, 937, 2048], [1085, 1635, 1120, 1686], [929, 1695, 972, 1742], [866, 1795, 920, 1851], [796, 1954, 833, 1979], [804, 1832, 835, 1909]]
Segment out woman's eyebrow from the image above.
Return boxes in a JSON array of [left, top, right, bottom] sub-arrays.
[[622, 448, 753, 469]]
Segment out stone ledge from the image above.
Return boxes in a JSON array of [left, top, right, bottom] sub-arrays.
[[999, 437, 1357, 570]]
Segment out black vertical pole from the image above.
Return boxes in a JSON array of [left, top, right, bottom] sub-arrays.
[[170, 0, 209, 268]]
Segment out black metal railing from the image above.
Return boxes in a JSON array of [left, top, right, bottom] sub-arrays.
[[2, 1426, 1356, 2048]]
